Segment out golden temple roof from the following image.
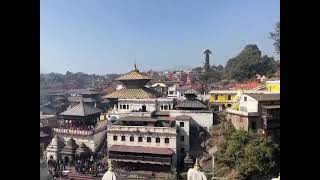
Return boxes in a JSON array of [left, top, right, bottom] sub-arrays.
[[115, 71, 152, 81], [104, 87, 162, 99]]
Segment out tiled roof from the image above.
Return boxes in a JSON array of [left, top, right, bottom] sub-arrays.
[[116, 71, 152, 81], [182, 89, 200, 95], [246, 93, 280, 101], [59, 101, 102, 117], [109, 145, 174, 155], [79, 88, 100, 95], [104, 87, 162, 99], [119, 116, 158, 122], [175, 99, 207, 109]]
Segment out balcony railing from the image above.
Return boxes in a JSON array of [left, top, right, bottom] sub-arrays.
[[53, 128, 94, 136], [108, 125, 176, 134], [109, 154, 171, 163]]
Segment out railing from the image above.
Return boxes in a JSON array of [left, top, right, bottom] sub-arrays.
[[109, 154, 171, 163], [53, 128, 94, 135], [108, 125, 176, 134]]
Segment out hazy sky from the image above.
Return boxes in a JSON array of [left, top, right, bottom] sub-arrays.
[[40, 0, 280, 74]]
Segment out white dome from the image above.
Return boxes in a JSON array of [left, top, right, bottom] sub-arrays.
[[187, 168, 207, 180], [102, 166, 118, 180], [187, 159, 207, 180]]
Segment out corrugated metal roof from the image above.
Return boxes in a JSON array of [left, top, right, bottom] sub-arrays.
[[182, 89, 200, 95], [175, 99, 207, 109], [104, 87, 161, 99], [59, 101, 102, 117], [109, 145, 174, 155], [116, 71, 152, 81], [246, 93, 280, 101]]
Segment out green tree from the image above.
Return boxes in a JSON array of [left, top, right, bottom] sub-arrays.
[[216, 130, 280, 179], [269, 22, 280, 55], [224, 45, 276, 81]]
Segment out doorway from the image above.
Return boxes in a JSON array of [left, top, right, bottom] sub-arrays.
[[142, 105, 146, 112]]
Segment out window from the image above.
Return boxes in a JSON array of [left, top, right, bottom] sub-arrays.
[[123, 105, 126, 109], [113, 136, 117, 141], [164, 105, 168, 110], [147, 137, 151, 142], [127, 105, 129, 109], [169, 91, 174, 95], [165, 138, 169, 144], [228, 95, 231, 100], [156, 137, 160, 143], [227, 104, 232, 108], [180, 122, 184, 127], [244, 97, 247, 101], [161, 105, 163, 110], [180, 136, 185, 142], [215, 95, 218, 101], [251, 121, 257, 130], [130, 136, 134, 142], [181, 148, 185, 153], [121, 136, 126, 141], [138, 137, 143, 142]]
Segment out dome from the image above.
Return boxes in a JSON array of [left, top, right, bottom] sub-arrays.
[[187, 159, 207, 180], [102, 166, 118, 180]]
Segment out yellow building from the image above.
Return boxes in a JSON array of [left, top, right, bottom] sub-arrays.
[[266, 80, 280, 93], [209, 90, 239, 111]]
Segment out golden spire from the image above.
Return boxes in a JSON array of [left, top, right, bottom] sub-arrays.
[[194, 158, 200, 171]]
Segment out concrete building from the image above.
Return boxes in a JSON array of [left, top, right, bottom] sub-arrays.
[[225, 93, 280, 143], [107, 116, 180, 172], [151, 82, 168, 95], [266, 80, 280, 93], [209, 90, 238, 111]]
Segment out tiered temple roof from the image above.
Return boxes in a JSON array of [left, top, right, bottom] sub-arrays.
[[105, 87, 161, 99], [115, 71, 152, 81], [59, 101, 102, 117], [176, 89, 207, 110], [105, 64, 162, 99]]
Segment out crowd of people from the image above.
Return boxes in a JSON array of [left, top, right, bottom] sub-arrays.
[[47, 153, 107, 179]]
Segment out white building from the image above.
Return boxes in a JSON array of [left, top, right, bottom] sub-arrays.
[[107, 115, 192, 172]]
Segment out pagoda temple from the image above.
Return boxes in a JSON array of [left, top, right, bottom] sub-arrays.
[[105, 64, 162, 100], [104, 64, 172, 118], [46, 100, 108, 162], [175, 89, 207, 110]]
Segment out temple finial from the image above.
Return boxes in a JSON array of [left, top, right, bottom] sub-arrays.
[[108, 164, 114, 172], [133, 60, 139, 72], [194, 158, 200, 171]]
